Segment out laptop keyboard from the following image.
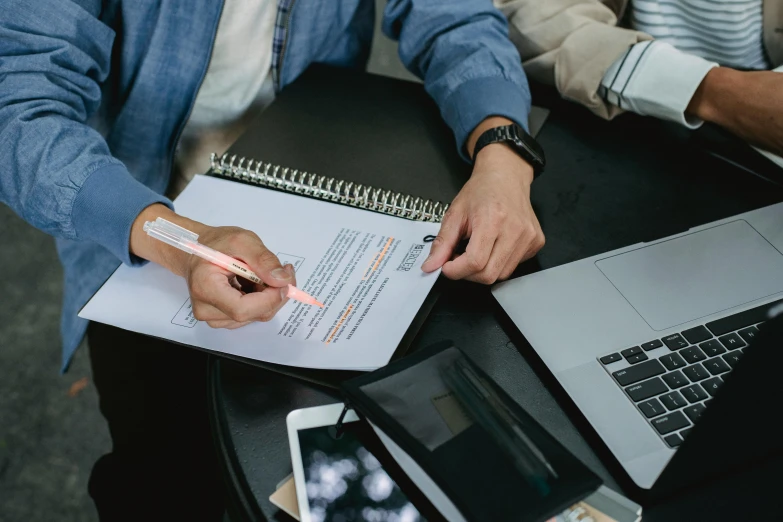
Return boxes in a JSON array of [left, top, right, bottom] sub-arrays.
[[599, 299, 781, 449]]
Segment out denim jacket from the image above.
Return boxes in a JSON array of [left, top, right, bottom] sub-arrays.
[[1, 0, 531, 372]]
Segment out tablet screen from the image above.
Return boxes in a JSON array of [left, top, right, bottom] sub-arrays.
[[298, 423, 424, 522]]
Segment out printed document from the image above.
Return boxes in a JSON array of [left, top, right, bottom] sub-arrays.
[[80, 175, 440, 370]]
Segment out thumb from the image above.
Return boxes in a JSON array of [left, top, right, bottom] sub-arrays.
[[241, 238, 292, 288], [421, 209, 465, 273]]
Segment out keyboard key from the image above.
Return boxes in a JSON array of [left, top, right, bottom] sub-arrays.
[[683, 363, 709, 382], [683, 404, 706, 423], [681, 428, 692, 438], [642, 339, 664, 351], [722, 351, 744, 368], [701, 377, 724, 397], [638, 398, 666, 418], [681, 384, 708, 403], [705, 299, 783, 336], [621, 346, 642, 358], [626, 377, 668, 402], [662, 334, 688, 351], [718, 333, 746, 351], [704, 399, 712, 407], [651, 411, 690, 435], [664, 433, 683, 448], [660, 391, 687, 410], [659, 353, 686, 371], [699, 339, 726, 357], [681, 325, 712, 344], [613, 359, 666, 386], [600, 353, 622, 365], [662, 370, 689, 389], [680, 346, 707, 364], [626, 352, 648, 364], [704, 358, 731, 376], [738, 326, 760, 345]]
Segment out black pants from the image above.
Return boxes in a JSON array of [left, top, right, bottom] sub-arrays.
[[87, 322, 225, 521]]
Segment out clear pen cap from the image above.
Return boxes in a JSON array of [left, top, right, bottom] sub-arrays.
[[143, 217, 200, 254]]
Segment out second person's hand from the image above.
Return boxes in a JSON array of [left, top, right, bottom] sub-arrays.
[[130, 204, 295, 329], [421, 118, 545, 284]]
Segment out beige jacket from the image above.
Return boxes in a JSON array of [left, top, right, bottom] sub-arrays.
[[496, 0, 783, 119]]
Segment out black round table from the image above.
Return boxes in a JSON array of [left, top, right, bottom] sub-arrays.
[[206, 72, 783, 522], [208, 276, 625, 522]]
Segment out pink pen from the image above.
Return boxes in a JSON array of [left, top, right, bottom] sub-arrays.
[[143, 218, 324, 307]]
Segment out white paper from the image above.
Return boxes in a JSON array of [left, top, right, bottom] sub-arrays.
[[80, 175, 441, 371]]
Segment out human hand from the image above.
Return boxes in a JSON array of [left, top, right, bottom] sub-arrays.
[[687, 67, 783, 155], [183, 226, 296, 328], [130, 204, 295, 328], [421, 120, 544, 283]]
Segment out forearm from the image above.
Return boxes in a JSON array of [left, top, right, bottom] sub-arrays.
[[686, 67, 736, 125], [684, 67, 783, 155]]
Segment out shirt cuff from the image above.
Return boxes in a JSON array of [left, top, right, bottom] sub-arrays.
[[71, 163, 173, 266], [600, 41, 718, 129], [439, 77, 531, 162]]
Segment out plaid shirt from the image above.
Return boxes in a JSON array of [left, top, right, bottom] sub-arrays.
[[271, 0, 297, 90]]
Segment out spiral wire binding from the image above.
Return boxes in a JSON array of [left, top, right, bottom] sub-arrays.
[[208, 153, 447, 223]]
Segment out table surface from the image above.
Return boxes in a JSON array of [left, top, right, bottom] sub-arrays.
[[207, 67, 783, 522]]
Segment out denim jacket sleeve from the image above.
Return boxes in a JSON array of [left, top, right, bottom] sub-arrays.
[[383, 0, 531, 158], [0, 1, 171, 266]]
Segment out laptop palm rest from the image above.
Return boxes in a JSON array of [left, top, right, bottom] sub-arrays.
[[595, 220, 783, 331]]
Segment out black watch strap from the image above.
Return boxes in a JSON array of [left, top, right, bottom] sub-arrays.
[[472, 124, 546, 177]]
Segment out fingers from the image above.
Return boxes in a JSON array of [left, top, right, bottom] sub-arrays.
[[421, 206, 467, 273], [207, 320, 253, 330], [497, 226, 544, 281], [443, 217, 545, 284], [441, 219, 496, 281], [190, 300, 255, 329], [497, 223, 545, 282], [190, 265, 291, 325], [228, 231, 295, 288]]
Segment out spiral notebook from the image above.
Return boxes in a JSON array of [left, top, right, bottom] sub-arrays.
[[207, 151, 449, 222], [80, 66, 549, 382]]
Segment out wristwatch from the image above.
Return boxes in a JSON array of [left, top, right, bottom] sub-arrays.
[[472, 123, 546, 178]]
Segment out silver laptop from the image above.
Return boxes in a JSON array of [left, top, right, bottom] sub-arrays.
[[492, 202, 783, 489]]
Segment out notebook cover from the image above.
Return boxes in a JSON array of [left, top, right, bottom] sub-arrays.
[[221, 64, 471, 204]]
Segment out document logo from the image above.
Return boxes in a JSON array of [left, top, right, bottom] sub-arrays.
[[396, 244, 425, 272]]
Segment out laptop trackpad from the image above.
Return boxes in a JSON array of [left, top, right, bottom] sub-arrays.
[[596, 220, 783, 331]]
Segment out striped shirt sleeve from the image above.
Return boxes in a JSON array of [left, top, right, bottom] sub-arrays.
[[599, 40, 718, 128]]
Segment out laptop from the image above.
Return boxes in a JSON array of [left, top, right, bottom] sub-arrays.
[[491, 202, 783, 489]]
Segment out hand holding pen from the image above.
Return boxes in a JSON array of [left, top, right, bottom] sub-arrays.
[[129, 205, 321, 330]]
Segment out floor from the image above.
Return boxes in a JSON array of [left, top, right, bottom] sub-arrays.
[[0, 12, 412, 521], [0, 204, 109, 522]]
